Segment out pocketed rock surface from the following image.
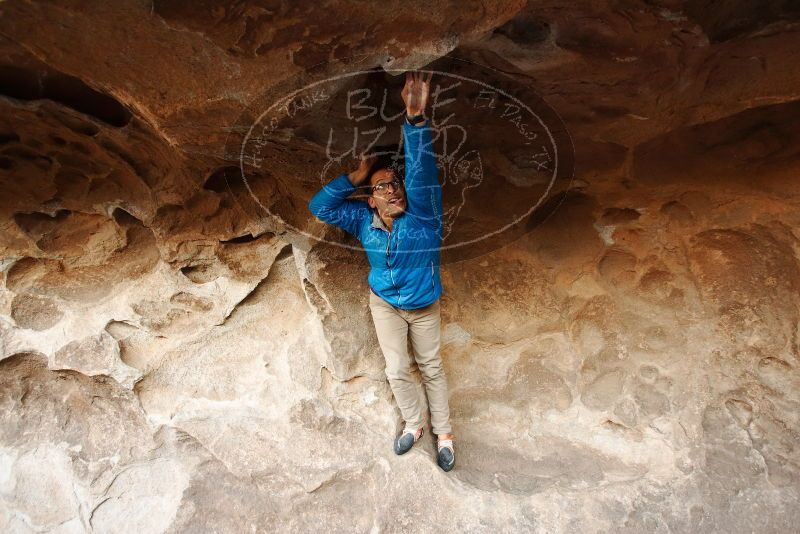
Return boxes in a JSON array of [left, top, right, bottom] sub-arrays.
[[1, 1, 799, 532]]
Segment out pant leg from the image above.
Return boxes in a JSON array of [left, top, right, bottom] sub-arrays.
[[368, 290, 424, 431], [407, 298, 452, 436]]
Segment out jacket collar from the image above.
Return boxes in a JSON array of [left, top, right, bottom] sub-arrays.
[[370, 208, 406, 231], [370, 209, 390, 231]]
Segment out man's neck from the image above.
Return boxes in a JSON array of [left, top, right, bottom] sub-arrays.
[[382, 214, 394, 232]]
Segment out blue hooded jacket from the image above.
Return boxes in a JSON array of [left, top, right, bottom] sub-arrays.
[[308, 120, 443, 309]]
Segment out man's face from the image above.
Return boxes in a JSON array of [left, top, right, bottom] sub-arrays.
[[367, 168, 406, 218]]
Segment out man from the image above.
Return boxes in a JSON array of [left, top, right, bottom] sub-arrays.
[[308, 71, 455, 472]]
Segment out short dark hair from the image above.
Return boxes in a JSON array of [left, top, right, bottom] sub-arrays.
[[366, 143, 403, 189]]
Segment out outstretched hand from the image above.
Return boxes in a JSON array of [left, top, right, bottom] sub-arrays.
[[401, 71, 432, 116]]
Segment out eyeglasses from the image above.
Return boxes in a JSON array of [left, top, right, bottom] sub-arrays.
[[371, 178, 403, 194]]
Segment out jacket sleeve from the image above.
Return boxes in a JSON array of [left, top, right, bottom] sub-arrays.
[[308, 173, 370, 238], [403, 121, 442, 228]]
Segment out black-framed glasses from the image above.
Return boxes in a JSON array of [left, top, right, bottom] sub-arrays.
[[372, 178, 403, 194]]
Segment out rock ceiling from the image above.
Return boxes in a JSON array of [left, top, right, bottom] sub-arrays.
[[1, 1, 799, 532]]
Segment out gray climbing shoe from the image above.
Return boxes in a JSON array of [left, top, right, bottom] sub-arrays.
[[393, 427, 423, 455], [437, 438, 455, 471]]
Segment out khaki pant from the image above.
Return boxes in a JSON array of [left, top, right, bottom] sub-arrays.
[[369, 289, 452, 435]]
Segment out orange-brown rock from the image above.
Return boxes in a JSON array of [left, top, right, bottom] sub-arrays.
[[1, 1, 799, 532]]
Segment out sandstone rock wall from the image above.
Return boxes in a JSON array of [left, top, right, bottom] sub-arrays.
[[1, 1, 799, 532]]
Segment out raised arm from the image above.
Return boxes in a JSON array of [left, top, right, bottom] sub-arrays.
[[308, 155, 375, 237], [401, 71, 442, 228]]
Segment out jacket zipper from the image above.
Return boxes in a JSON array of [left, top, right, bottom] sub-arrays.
[[385, 226, 400, 305], [430, 259, 435, 289]]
